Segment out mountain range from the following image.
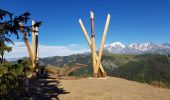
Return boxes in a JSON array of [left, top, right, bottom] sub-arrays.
[[104, 42, 170, 54]]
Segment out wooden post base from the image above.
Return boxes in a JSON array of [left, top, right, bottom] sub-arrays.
[[93, 70, 107, 78], [97, 68, 103, 77], [93, 73, 98, 78], [102, 72, 107, 77]]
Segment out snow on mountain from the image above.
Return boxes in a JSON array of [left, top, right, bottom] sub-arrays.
[[104, 42, 170, 54], [110, 42, 125, 48], [104, 42, 125, 53]]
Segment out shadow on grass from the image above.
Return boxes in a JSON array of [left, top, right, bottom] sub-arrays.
[[28, 75, 69, 100]]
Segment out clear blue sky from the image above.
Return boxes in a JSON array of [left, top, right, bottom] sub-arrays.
[[1, 0, 170, 48]]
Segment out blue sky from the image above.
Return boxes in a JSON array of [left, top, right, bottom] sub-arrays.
[[1, 0, 170, 57]]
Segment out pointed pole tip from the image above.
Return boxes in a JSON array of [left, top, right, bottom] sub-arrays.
[[107, 14, 111, 17], [32, 20, 35, 24], [79, 18, 81, 21], [90, 11, 94, 19]]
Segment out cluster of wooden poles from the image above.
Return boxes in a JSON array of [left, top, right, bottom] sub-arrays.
[[19, 12, 110, 78], [79, 11, 111, 77], [19, 20, 39, 68]]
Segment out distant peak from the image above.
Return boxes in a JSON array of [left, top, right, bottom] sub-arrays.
[[111, 42, 123, 45], [104, 42, 170, 54], [110, 42, 125, 48]]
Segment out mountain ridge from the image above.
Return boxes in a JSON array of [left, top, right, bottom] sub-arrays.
[[104, 42, 170, 54]]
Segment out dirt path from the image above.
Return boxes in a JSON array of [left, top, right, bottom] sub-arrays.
[[58, 77, 170, 100]]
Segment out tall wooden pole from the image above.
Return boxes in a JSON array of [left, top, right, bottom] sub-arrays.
[[32, 20, 39, 68], [35, 27, 39, 64], [95, 14, 111, 74], [90, 11, 98, 77], [79, 19, 107, 76], [19, 22, 34, 66], [32, 20, 36, 68]]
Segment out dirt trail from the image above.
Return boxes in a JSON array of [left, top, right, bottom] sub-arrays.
[[58, 77, 170, 100]]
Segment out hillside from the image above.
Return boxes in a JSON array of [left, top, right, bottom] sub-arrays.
[[58, 77, 170, 100], [40, 54, 170, 88], [40, 53, 137, 75]]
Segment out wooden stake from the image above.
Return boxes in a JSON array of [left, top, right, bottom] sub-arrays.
[[32, 20, 39, 67], [32, 20, 36, 67], [90, 11, 98, 77], [35, 27, 39, 63], [79, 19, 91, 47], [19, 22, 34, 66], [95, 14, 111, 74], [79, 19, 106, 76]]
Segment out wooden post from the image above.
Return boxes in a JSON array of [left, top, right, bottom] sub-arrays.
[[79, 19, 107, 76], [95, 14, 111, 74], [32, 20, 39, 68], [35, 27, 39, 64], [32, 20, 36, 68], [90, 11, 98, 77], [19, 22, 34, 66]]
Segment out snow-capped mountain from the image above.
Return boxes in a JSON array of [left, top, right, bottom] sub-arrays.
[[104, 42, 125, 53], [104, 42, 170, 54]]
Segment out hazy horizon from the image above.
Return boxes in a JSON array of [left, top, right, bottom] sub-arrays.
[[4, 41, 170, 58]]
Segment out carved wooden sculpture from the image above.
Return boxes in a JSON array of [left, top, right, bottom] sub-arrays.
[[79, 11, 111, 77]]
